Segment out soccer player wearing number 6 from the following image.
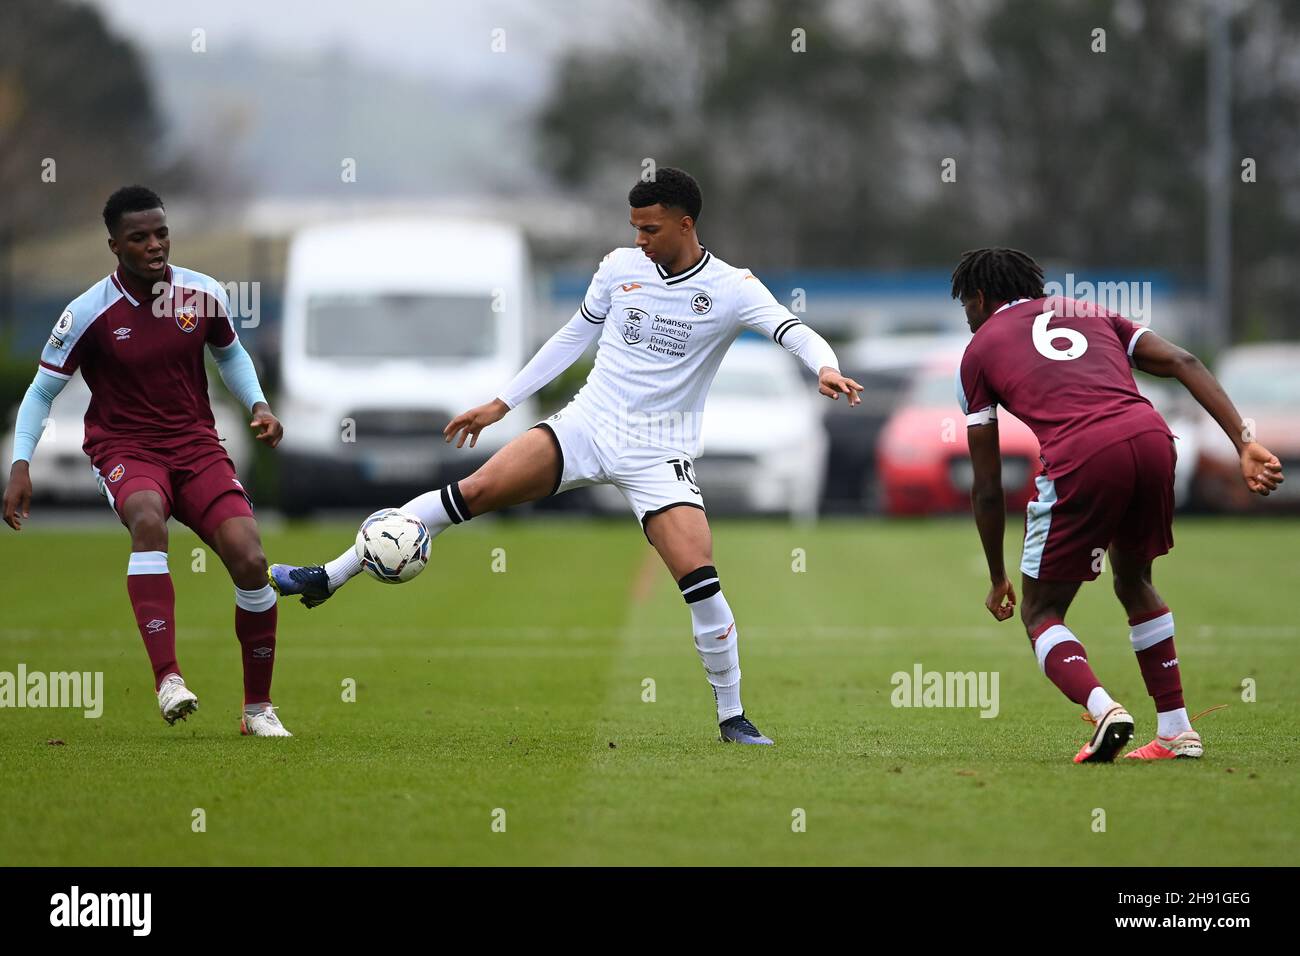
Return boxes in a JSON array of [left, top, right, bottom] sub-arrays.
[[1, 186, 292, 736], [271, 167, 864, 745], [953, 248, 1283, 763]]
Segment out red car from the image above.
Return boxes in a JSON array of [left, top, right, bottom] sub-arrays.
[[1191, 343, 1300, 511], [876, 358, 1041, 515]]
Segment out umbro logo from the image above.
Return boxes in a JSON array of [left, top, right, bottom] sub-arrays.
[[252, 646, 273, 659], [1162, 658, 1180, 668], [145, 619, 167, 634], [113, 327, 132, 340]]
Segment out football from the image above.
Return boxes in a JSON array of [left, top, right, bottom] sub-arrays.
[[354, 509, 430, 583]]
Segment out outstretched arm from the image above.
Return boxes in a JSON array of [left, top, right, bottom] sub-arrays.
[[735, 275, 862, 405], [777, 322, 864, 406], [444, 310, 603, 449], [209, 339, 281, 448], [1132, 332, 1283, 495], [4, 369, 70, 530]]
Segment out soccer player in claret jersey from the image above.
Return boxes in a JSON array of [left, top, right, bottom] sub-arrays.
[[2, 186, 292, 736], [953, 248, 1284, 763], [271, 167, 863, 745]]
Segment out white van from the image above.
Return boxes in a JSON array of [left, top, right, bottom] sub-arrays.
[[276, 218, 536, 514]]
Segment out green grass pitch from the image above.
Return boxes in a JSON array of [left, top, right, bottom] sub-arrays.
[[1, 516, 1296, 865]]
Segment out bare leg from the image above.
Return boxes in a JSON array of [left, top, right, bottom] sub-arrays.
[[457, 426, 561, 515], [310, 427, 563, 595]]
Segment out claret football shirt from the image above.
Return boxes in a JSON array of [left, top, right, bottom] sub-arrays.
[[41, 265, 239, 465], [958, 296, 1171, 478]]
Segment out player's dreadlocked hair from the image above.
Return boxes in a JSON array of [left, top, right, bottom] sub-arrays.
[[950, 248, 1045, 303], [103, 185, 165, 234], [628, 167, 702, 222]]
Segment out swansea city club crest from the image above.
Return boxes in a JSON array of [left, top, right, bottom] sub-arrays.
[[621, 307, 646, 345]]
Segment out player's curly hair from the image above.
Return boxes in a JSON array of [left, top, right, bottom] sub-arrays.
[[103, 185, 165, 234], [628, 167, 702, 222], [951, 248, 1045, 303]]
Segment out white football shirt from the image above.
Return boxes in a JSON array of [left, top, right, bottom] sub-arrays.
[[560, 246, 837, 457]]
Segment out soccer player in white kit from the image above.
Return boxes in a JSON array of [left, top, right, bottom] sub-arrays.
[[271, 168, 863, 744]]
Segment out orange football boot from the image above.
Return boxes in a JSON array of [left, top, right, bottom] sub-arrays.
[[1125, 729, 1203, 760], [1073, 704, 1135, 764]]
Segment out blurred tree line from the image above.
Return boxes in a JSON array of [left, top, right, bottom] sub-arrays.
[[0, 0, 189, 240], [537, 0, 1300, 341], [0, 0, 190, 404]]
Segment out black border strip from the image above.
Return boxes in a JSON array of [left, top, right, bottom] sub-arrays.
[[662, 251, 712, 286], [640, 501, 707, 542], [677, 565, 719, 592], [449, 481, 472, 522], [440, 485, 463, 524], [531, 423, 565, 497]]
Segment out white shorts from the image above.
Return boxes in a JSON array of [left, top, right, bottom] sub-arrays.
[[534, 405, 705, 535]]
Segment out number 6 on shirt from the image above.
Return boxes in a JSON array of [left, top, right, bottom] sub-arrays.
[[1032, 309, 1089, 361]]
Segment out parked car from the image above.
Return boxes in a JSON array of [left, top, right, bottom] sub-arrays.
[[1190, 343, 1300, 511], [587, 337, 828, 518], [1133, 377, 1200, 509], [823, 330, 972, 513], [1, 371, 253, 504], [275, 218, 537, 515], [876, 357, 1040, 515]]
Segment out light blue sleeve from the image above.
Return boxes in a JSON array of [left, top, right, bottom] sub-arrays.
[[209, 339, 268, 411], [11, 369, 69, 465]]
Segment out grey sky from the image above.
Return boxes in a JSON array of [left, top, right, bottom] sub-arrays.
[[81, 0, 665, 199], [87, 0, 650, 96]]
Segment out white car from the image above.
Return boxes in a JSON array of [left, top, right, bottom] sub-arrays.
[[276, 218, 537, 514], [587, 337, 828, 518], [2, 371, 253, 503]]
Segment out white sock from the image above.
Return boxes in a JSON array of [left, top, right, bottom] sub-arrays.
[[127, 550, 168, 575], [1157, 707, 1192, 737], [324, 483, 471, 591], [400, 484, 472, 534], [234, 584, 277, 612], [324, 548, 362, 591], [1086, 686, 1116, 722], [679, 566, 742, 722]]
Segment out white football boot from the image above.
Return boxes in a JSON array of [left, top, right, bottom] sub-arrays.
[[241, 704, 293, 737], [157, 674, 199, 725]]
